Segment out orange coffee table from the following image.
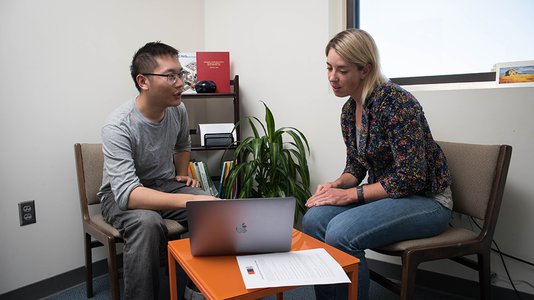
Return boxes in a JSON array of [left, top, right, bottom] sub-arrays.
[[167, 229, 359, 300]]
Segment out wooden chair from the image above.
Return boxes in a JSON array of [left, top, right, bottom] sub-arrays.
[[74, 143, 187, 300], [370, 141, 512, 300]]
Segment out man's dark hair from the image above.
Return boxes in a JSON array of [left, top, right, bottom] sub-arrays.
[[130, 42, 179, 91]]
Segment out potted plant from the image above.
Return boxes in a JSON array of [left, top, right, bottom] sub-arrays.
[[221, 102, 311, 221]]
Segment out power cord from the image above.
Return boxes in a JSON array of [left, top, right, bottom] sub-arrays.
[[494, 277, 534, 291], [489, 246, 534, 268], [470, 216, 532, 300], [460, 215, 534, 267]]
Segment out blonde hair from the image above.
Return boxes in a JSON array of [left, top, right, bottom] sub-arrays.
[[325, 29, 388, 103]]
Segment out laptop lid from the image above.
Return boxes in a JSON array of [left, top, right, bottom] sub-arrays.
[[186, 197, 296, 256]]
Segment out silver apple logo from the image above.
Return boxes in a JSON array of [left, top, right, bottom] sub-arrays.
[[236, 222, 247, 233]]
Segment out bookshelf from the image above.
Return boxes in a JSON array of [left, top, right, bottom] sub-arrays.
[[181, 75, 240, 195]]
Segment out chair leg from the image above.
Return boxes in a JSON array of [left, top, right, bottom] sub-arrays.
[[400, 255, 419, 300], [104, 240, 120, 300], [478, 252, 491, 300], [84, 233, 94, 298], [369, 269, 401, 295]]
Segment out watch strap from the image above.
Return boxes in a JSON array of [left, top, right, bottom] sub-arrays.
[[356, 186, 365, 205]]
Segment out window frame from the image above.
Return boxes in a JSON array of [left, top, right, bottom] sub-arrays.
[[346, 0, 495, 85]]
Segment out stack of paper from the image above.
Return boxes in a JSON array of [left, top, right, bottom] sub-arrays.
[[236, 248, 350, 289]]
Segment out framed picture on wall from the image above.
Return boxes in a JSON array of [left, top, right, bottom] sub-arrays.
[[496, 60, 534, 87]]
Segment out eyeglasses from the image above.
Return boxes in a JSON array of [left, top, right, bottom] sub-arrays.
[[141, 71, 186, 85]]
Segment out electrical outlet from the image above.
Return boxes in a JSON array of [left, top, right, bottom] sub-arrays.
[[18, 200, 36, 226]]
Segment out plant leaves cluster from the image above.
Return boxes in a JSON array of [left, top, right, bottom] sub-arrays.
[[222, 102, 311, 220]]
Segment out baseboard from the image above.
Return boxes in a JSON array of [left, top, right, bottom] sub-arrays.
[[0, 258, 112, 300], [368, 258, 534, 299]]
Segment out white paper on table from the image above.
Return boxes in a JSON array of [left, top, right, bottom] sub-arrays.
[[198, 123, 236, 146], [236, 248, 351, 289]]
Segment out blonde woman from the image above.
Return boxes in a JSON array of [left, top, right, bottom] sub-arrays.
[[303, 29, 452, 300]]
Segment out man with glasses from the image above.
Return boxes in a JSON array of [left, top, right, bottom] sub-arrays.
[[98, 42, 216, 299]]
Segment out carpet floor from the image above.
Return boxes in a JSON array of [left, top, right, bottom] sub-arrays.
[[41, 272, 473, 300]]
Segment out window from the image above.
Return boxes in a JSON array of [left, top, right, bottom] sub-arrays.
[[347, 0, 534, 85]]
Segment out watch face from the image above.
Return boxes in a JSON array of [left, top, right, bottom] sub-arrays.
[[195, 80, 216, 93]]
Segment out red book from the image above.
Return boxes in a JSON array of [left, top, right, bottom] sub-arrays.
[[196, 52, 230, 93]]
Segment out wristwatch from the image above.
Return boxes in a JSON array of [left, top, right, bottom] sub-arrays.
[[356, 186, 365, 205]]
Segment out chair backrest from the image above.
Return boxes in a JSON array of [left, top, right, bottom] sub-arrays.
[[437, 141, 512, 223], [75, 143, 104, 221]]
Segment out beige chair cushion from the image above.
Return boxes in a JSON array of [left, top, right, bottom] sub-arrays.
[[163, 219, 187, 235], [376, 227, 478, 252]]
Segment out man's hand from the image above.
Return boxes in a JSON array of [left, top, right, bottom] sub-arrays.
[[175, 175, 200, 188], [190, 194, 219, 201], [306, 185, 355, 207]]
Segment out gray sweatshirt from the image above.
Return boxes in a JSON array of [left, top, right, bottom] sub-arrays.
[[98, 98, 191, 210]]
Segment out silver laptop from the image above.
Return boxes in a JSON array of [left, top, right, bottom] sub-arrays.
[[186, 197, 296, 256]]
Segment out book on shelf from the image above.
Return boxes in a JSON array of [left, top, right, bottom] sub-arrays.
[[196, 52, 230, 93], [200, 161, 218, 196], [196, 161, 210, 194], [218, 160, 237, 199], [187, 161, 196, 181], [178, 51, 230, 94], [187, 159, 237, 198], [188, 161, 201, 189], [178, 52, 197, 94], [188, 161, 218, 196]]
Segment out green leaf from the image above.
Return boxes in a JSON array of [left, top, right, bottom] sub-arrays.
[[262, 101, 276, 142]]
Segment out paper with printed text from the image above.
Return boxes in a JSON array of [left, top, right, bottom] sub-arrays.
[[236, 248, 351, 289]]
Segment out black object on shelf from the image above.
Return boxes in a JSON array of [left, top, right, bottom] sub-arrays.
[[204, 133, 234, 148], [195, 80, 217, 93]]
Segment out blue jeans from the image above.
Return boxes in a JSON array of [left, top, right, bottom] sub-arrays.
[[302, 195, 451, 300]]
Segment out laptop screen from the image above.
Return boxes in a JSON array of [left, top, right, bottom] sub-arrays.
[[186, 197, 296, 256]]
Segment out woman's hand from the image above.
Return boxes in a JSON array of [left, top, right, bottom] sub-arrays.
[[306, 184, 355, 207], [314, 182, 336, 194], [175, 175, 200, 188]]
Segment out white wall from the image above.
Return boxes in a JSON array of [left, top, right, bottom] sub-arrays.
[[204, 0, 348, 190], [0, 0, 205, 294], [1, 0, 533, 296]]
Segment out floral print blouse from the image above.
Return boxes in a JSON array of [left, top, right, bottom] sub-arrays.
[[342, 81, 451, 198]]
